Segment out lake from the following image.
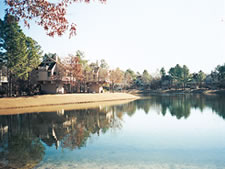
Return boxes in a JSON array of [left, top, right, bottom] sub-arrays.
[[0, 94, 225, 169]]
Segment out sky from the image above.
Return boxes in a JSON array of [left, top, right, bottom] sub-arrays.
[[0, 0, 225, 74]]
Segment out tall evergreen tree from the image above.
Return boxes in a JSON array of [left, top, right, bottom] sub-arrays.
[[216, 64, 225, 87], [0, 14, 42, 96], [142, 70, 152, 87], [1, 14, 28, 79], [0, 18, 7, 67], [160, 67, 166, 78], [26, 37, 42, 71], [180, 65, 191, 89], [169, 64, 191, 89]]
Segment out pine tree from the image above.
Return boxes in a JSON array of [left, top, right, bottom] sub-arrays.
[[25, 37, 42, 73], [0, 14, 42, 96]]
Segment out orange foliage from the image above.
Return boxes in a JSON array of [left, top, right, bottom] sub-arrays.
[[5, 0, 106, 38], [63, 54, 83, 83], [109, 68, 124, 84]]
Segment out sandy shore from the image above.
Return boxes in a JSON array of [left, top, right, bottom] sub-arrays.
[[0, 93, 139, 115]]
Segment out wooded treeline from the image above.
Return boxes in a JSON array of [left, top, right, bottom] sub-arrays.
[[0, 14, 225, 97]]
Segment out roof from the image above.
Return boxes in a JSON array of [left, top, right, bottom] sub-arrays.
[[48, 62, 56, 70], [38, 61, 56, 70]]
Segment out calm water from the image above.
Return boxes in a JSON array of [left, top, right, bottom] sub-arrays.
[[1, 95, 225, 169]]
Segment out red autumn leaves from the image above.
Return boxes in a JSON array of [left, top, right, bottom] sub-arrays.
[[5, 0, 106, 38]]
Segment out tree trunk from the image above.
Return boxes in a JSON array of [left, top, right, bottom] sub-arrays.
[[112, 83, 115, 93], [7, 69, 9, 97], [8, 71, 12, 97]]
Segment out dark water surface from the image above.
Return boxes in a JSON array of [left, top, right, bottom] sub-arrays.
[[1, 95, 225, 169]]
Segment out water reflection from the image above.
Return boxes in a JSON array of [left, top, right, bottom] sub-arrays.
[[141, 95, 225, 119], [0, 95, 225, 168], [0, 107, 123, 168], [106, 95, 225, 120]]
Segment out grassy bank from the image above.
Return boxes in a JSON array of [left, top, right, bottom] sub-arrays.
[[0, 93, 139, 115]]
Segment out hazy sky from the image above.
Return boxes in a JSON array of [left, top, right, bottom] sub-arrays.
[[0, 0, 225, 74]]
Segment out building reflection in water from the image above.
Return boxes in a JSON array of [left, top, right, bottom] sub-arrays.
[[0, 94, 225, 168]]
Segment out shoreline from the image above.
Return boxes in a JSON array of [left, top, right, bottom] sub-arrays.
[[0, 93, 139, 115], [128, 89, 225, 96]]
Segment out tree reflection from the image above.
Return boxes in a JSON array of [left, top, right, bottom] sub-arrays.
[[0, 107, 124, 168], [153, 95, 192, 119], [0, 95, 225, 168], [0, 114, 45, 169], [103, 95, 225, 120], [1, 135, 45, 169], [133, 95, 225, 120], [136, 99, 151, 114]]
